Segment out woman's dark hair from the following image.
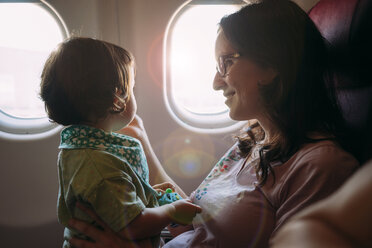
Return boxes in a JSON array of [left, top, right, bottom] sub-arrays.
[[40, 37, 134, 126], [220, 0, 346, 186]]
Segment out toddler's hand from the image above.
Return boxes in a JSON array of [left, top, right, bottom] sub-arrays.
[[117, 115, 146, 141], [152, 182, 176, 194], [168, 199, 202, 225]]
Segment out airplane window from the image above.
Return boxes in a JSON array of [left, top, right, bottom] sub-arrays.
[[0, 1, 68, 137], [164, 3, 246, 133]]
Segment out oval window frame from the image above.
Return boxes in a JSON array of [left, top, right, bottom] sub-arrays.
[[0, 0, 68, 139], [163, 0, 247, 134]]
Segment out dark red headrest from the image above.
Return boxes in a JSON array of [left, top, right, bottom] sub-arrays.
[[309, 0, 372, 163], [309, 0, 372, 88]]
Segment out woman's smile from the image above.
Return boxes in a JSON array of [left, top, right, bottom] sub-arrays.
[[223, 91, 235, 105]]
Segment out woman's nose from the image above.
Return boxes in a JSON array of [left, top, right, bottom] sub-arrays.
[[213, 72, 226, 91]]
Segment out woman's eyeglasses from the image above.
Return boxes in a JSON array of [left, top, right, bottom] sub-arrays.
[[216, 52, 241, 77]]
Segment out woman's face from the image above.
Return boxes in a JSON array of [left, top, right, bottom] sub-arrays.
[[213, 30, 276, 121]]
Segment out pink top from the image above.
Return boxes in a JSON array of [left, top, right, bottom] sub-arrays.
[[164, 140, 358, 248]]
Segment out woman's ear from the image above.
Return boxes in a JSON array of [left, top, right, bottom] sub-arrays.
[[260, 67, 278, 85]]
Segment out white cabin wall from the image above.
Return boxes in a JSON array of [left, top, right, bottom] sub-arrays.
[[48, 0, 101, 37]]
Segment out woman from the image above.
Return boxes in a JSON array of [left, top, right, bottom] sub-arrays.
[[68, 0, 358, 247]]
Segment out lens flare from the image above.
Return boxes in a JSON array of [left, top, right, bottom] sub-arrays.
[[153, 128, 218, 180]]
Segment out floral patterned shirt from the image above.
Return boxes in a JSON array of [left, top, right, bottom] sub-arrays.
[[165, 140, 358, 248]]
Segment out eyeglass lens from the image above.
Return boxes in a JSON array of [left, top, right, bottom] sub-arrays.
[[217, 57, 225, 76]]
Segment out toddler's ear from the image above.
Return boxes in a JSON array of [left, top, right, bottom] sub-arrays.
[[112, 95, 125, 112], [115, 87, 128, 99], [112, 88, 127, 111]]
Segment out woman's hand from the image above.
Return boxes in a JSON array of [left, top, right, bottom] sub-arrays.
[[68, 203, 152, 248]]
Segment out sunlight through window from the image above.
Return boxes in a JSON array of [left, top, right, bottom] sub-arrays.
[[170, 5, 238, 114], [164, 3, 245, 133], [0, 3, 66, 119]]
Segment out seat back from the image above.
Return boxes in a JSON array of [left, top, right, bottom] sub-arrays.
[[308, 0, 372, 164]]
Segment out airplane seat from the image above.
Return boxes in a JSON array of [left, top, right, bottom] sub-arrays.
[[308, 0, 372, 165]]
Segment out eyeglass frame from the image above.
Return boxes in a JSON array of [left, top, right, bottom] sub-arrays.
[[216, 52, 241, 77]]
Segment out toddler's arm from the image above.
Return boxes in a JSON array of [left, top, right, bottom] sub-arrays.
[[117, 116, 187, 198], [118, 199, 202, 240]]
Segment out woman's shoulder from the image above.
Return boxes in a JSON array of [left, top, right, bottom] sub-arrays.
[[266, 140, 360, 212], [297, 140, 357, 164], [283, 140, 359, 175]]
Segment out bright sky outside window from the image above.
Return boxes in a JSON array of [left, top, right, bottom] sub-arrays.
[[164, 3, 246, 133], [0, 3, 65, 119], [170, 5, 239, 115]]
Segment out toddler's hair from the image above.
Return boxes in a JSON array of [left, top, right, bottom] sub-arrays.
[[40, 37, 134, 126]]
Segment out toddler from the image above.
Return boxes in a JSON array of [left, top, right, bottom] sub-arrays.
[[40, 37, 201, 248]]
